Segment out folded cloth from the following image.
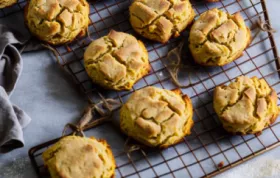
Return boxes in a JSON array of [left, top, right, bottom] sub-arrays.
[[0, 24, 42, 153]]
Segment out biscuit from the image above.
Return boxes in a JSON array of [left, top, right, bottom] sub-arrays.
[[24, 0, 89, 45], [213, 76, 279, 135], [129, 0, 195, 43], [0, 0, 17, 8], [120, 86, 194, 148], [42, 136, 115, 178], [189, 8, 251, 66], [84, 30, 150, 90]]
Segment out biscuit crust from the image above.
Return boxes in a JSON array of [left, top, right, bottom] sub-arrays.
[[0, 0, 17, 8], [129, 0, 195, 43], [213, 76, 279, 135], [120, 86, 194, 148], [189, 8, 251, 66], [24, 0, 89, 45], [84, 30, 150, 91], [42, 136, 116, 178]]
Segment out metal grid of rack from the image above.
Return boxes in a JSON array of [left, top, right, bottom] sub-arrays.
[[0, 0, 26, 17], [2, 0, 280, 177]]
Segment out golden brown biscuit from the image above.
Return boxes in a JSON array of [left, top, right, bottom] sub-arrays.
[[84, 30, 150, 90], [0, 0, 17, 8], [120, 86, 194, 148], [129, 0, 195, 43], [42, 136, 115, 178], [189, 8, 251, 66], [24, 0, 89, 45], [213, 76, 279, 135]]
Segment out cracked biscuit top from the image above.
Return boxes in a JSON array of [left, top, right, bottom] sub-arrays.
[[25, 0, 89, 45], [42, 136, 115, 178], [84, 30, 150, 91], [120, 87, 193, 148], [214, 76, 279, 135], [129, 0, 195, 43], [0, 0, 17, 8], [189, 8, 251, 66]]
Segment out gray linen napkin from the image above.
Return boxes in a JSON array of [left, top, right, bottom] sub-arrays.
[[0, 24, 42, 153]]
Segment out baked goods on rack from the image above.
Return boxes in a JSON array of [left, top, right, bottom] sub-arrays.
[[129, 0, 195, 43], [42, 136, 116, 178], [24, 0, 89, 45], [84, 30, 150, 90], [189, 8, 251, 66], [0, 0, 17, 8], [213, 76, 279, 135], [120, 86, 193, 148]]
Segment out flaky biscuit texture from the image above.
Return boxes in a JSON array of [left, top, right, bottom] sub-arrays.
[[25, 0, 89, 45], [84, 30, 150, 90], [214, 76, 279, 134], [0, 0, 17, 8], [129, 0, 195, 43], [120, 86, 193, 148], [189, 8, 251, 66], [42, 136, 115, 178]]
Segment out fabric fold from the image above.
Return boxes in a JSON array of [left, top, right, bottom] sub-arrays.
[[0, 87, 31, 153], [0, 24, 42, 153]]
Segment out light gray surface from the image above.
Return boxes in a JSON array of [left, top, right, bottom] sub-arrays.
[[0, 0, 280, 177]]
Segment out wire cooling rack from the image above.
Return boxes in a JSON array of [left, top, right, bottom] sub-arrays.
[[0, 0, 25, 17], [2, 0, 279, 177]]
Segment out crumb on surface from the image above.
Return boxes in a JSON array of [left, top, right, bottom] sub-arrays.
[[218, 161, 224, 168], [66, 46, 71, 52]]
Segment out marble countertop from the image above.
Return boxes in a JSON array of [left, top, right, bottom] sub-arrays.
[[1, 0, 280, 177]]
